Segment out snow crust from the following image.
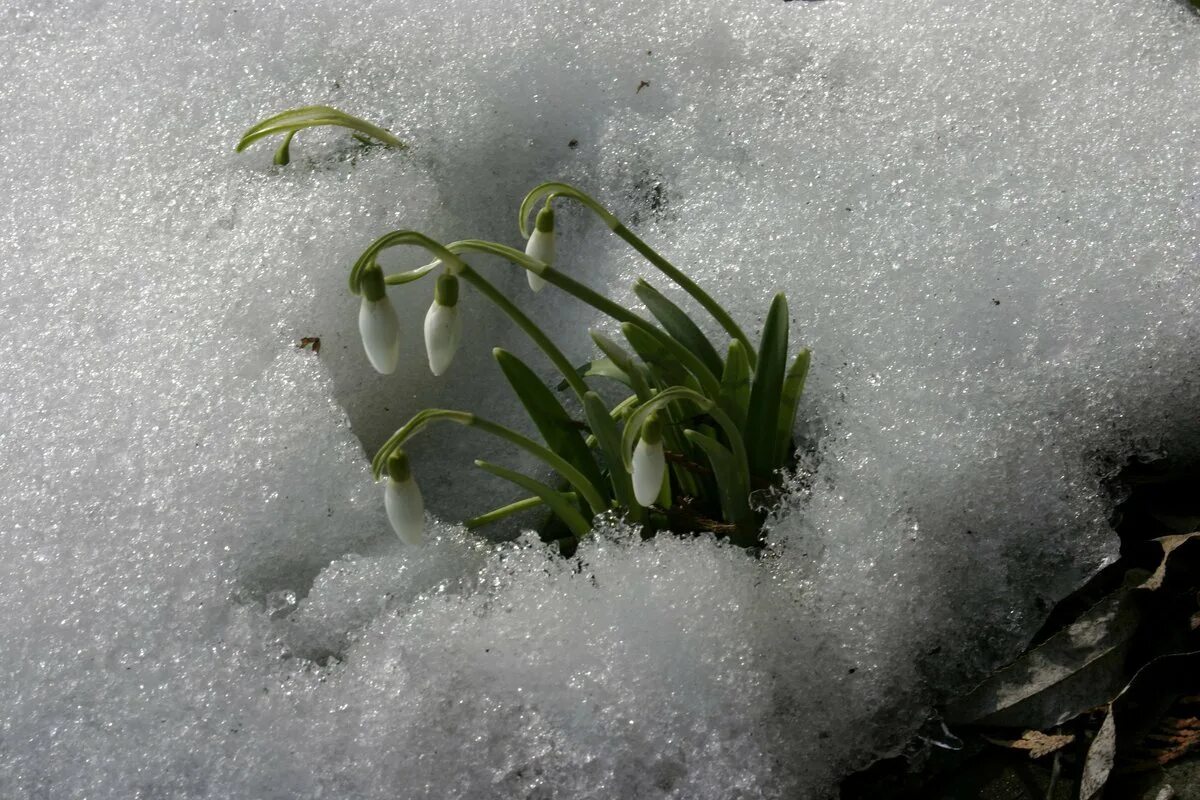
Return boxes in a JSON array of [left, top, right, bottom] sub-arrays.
[[1, 0, 1197, 796]]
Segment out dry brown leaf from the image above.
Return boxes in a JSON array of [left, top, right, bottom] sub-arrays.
[[1140, 531, 1200, 591], [1081, 708, 1118, 800], [984, 729, 1076, 759]]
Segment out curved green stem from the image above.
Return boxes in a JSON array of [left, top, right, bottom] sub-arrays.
[[446, 239, 721, 397], [519, 181, 757, 367], [372, 409, 608, 517], [238, 105, 405, 154], [457, 266, 590, 401], [618, 387, 750, 493], [349, 230, 465, 295]]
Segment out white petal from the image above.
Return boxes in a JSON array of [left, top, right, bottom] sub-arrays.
[[524, 229, 554, 292], [423, 301, 462, 376], [384, 477, 424, 546], [631, 438, 666, 507], [359, 297, 401, 374]]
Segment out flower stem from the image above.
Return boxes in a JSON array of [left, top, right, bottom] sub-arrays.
[[447, 239, 722, 397], [372, 409, 608, 517], [520, 182, 757, 367], [457, 266, 591, 401]]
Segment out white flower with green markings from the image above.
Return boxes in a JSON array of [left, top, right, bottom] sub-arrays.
[[358, 263, 401, 374], [523, 206, 555, 292], [423, 272, 462, 376], [384, 450, 424, 546]]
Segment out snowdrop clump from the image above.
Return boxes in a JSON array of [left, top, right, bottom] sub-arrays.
[[238, 110, 814, 551]]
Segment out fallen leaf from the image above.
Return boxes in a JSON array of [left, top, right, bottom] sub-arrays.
[[944, 578, 1142, 728], [1081, 708, 1118, 800], [1139, 531, 1200, 592], [984, 729, 1076, 759]]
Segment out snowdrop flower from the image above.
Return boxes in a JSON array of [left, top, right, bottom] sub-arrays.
[[631, 413, 666, 507], [423, 272, 462, 376], [523, 206, 555, 292], [384, 450, 424, 546], [358, 263, 401, 374]]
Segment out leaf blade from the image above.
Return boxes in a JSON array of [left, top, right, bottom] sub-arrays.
[[774, 347, 810, 466], [633, 279, 724, 378], [494, 349, 607, 496], [745, 293, 789, 478], [474, 460, 591, 538]]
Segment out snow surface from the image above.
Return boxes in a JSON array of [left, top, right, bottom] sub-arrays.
[[1, 0, 1198, 796]]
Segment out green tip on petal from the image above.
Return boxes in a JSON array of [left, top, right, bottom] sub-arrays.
[[434, 272, 460, 307], [387, 450, 412, 483], [535, 206, 555, 233], [360, 263, 387, 302]]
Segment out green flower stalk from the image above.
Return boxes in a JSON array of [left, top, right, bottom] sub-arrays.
[[237, 105, 405, 165]]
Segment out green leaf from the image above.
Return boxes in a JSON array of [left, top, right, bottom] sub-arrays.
[[719, 339, 752, 435], [684, 430, 751, 526], [555, 357, 631, 392], [473, 460, 592, 538], [583, 392, 640, 519], [590, 332, 654, 401], [633, 279, 724, 378], [494, 349, 607, 495], [774, 348, 810, 466], [465, 494, 580, 530], [236, 105, 405, 154], [745, 293, 788, 478], [620, 323, 702, 395]]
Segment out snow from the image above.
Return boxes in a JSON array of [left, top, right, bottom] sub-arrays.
[[1, 0, 1197, 796]]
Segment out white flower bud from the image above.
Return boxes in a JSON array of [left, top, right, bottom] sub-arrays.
[[524, 206, 555, 292], [358, 264, 401, 374], [384, 451, 424, 546], [423, 273, 462, 376], [631, 414, 666, 507]]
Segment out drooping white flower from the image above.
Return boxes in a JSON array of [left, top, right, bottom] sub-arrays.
[[523, 206, 555, 292], [631, 413, 666, 507], [383, 450, 424, 546], [423, 272, 462, 376], [358, 263, 401, 374]]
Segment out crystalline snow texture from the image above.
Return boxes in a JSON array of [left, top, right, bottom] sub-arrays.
[[0, 0, 1197, 797]]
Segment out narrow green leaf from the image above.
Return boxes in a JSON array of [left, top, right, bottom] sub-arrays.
[[590, 332, 653, 400], [633, 279, 724, 378], [774, 348, 811, 466], [620, 323, 702, 396], [745, 293, 789, 478], [684, 429, 751, 526], [465, 494, 580, 530], [473, 460, 592, 538], [494, 349, 607, 495], [582, 392, 641, 519], [555, 357, 631, 392], [719, 339, 752, 435]]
